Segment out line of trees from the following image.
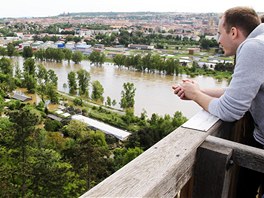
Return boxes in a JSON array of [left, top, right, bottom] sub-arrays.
[[113, 53, 181, 75], [0, 44, 106, 66]]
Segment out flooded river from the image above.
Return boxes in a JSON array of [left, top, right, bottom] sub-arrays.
[[14, 57, 228, 119]]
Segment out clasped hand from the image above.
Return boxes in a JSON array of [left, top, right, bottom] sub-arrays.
[[172, 79, 201, 101]]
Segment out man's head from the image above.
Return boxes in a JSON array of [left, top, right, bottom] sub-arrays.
[[260, 15, 264, 23], [218, 7, 260, 56]]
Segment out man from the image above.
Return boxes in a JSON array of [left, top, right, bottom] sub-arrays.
[[261, 15, 264, 23], [173, 7, 264, 198]]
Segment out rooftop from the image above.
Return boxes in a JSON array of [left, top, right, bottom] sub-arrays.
[[72, 114, 131, 141]]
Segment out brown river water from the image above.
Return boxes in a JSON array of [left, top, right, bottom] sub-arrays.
[[13, 57, 227, 119]]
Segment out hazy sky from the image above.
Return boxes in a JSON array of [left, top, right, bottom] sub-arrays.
[[1, 0, 264, 18]]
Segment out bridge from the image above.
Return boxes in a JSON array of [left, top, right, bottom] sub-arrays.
[[80, 111, 264, 198]]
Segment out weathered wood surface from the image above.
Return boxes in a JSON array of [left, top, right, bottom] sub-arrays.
[[182, 110, 219, 131], [80, 121, 223, 198], [205, 135, 264, 173], [213, 112, 255, 198], [192, 140, 233, 198]]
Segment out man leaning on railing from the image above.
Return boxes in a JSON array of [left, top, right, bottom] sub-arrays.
[[173, 6, 264, 198]]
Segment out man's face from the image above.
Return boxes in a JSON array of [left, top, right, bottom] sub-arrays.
[[218, 16, 237, 56]]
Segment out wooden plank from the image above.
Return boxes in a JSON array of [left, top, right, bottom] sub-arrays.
[[80, 121, 223, 198], [212, 112, 255, 198], [192, 141, 233, 198], [180, 177, 193, 198], [182, 110, 219, 132], [205, 136, 264, 173]]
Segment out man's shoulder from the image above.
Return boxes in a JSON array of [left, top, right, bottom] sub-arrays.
[[240, 37, 264, 52]]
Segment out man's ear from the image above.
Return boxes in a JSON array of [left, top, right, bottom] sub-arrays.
[[231, 27, 238, 39]]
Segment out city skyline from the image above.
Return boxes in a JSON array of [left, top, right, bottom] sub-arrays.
[[1, 0, 264, 18]]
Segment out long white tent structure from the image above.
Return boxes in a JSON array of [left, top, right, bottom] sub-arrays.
[[71, 115, 131, 141]]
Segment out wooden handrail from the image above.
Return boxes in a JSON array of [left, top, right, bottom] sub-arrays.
[[205, 135, 264, 173], [80, 112, 264, 198], [80, 119, 223, 198]]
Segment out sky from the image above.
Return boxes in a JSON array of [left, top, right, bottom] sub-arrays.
[[1, 0, 264, 18]]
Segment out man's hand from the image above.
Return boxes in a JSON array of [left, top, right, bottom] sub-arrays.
[[172, 79, 195, 100], [172, 79, 215, 111], [172, 84, 186, 99], [180, 80, 201, 101]]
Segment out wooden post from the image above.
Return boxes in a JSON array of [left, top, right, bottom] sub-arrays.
[[192, 141, 233, 198]]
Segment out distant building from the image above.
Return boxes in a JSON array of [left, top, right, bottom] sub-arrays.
[[31, 41, 44, 50], [107, 51, 125, 58], [47, 114, 63, 122], [12, 91, 32, 102], [55, 41, 65, 48], [94, 44, 105, 49], [65, 41, 75, 50], [75, 42, 92, 54], [40, 41, 55, 49], [188, 48, 200, 55], [72, 115, 131, 141], [114, 45, 125, 48], [18, 41, 33, 50], [128, 44, 154, 50]]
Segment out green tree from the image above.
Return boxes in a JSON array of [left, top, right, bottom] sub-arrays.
[[112, 99, 117, 106], [45, 83, 59, 103], [0, 117, 16, 196], [28, 147, 80, 197], [34, 48, 45, 61], [120, 82, 136, 110], [73, 98, 83, 106], [7, 43, 16, 57], [36, 64, 48, 84], [68, 71, 77, 95], [23, 73, 37, 93], [0, 46, 6, 56], [63, 83, 67, 92], [62, 120, 89, 139], [77, 69, 90, 97], [0, 95, 4, 114], [113, 54, 126, 68], [91, 80, 104, 103], [23, 58, 36, 76], [15, 63, 23, 79], [0, 57, 13, 75], [113, 147, 143, 171], [8, 105, 42, 197], [72, 51, 83, 64], [88, 51, 105, 66], [37, 83, 47, 102], [105, 96, 112, 107], [47, 69, 58, 87], [53, 49, 65, 62], [22, 46, 33, 59], [63, 124, 111, 190], [123, 147, 143, 165], [63, 48, 72, 63]]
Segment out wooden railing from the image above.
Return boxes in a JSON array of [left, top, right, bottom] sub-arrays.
[[80, 112, 264, 198]]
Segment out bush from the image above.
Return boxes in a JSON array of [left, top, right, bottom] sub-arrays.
[[44, 119, 62, 132]]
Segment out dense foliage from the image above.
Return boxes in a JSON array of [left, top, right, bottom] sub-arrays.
[[0, 57, 188, 196]]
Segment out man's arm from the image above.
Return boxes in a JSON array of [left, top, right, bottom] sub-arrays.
[[192, 91, 214, 111], [179, 81, 214, 111], [201, 87, 225, 98], [172, 79, 225, 100]]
